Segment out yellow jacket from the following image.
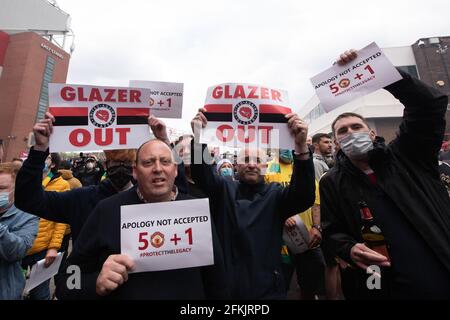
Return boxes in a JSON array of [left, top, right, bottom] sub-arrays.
[[264, 160, 320, 230], [59, 169, 82, 189], [27, 174, 71, 255]]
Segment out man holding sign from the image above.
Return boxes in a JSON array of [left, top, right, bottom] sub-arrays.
[[320, 50, 450, 299], [310, 42, 402, 112], [15, 112, 138, 243], [55, 139, 227, 299], [190, 108, 315, 299]]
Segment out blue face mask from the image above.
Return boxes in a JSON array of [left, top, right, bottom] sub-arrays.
[[279, 149, 293, 164], [220, 168, 233, 177], [0, 192, 11, 212], [43, 163, 49, 174]]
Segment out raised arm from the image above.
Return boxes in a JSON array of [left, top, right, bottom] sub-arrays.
[[278, 113, 316, 219], [15, 113, 75, 224], [385, 69, 448, 165], [147, 115, 190, 193], [336, 49, 447, 170], [189, 108, 226, 195]]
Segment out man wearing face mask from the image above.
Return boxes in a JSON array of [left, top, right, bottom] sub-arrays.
[[216, 159, 234, 180], [320, 50, 450, 299], [0, 163, 39, 300], [14, 112, 166, 244], [76, 156, 104, 187]]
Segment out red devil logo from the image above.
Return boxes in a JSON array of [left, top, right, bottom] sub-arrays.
[[239, 106, 252, 119], [95, 109, 110, 122]]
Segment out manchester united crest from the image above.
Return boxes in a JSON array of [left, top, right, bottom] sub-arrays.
[[150, 231, 165, 248], [339, 78, 350, 89]]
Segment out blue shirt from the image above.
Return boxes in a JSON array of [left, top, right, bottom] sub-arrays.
[[0, 205, 38, 300]]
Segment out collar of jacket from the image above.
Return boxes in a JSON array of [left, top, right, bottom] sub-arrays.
[[136, 185, 179, 203], [50, 172, 62, 181], [313, 153, 327, 162], [0, 204, 21, 219], [42, 172, 63, 188]]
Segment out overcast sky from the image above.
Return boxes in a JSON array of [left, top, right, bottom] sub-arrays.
[[56, 0, 450, 131]]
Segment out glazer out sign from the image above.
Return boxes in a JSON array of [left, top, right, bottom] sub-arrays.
[[217, 100, 274, 144], [204, 84, 291, 146], [68, 127, 131, 147], [50, 86, 150, 148], [68, 102, 129, 148], [40, 43, 64, 60]]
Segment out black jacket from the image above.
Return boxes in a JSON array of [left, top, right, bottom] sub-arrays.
[[15, 147, 117, 242], [55, 187, 228, 300], [76, 168, 103, 187], [191, 142, 315, 299], [320, 70, 450, 295]]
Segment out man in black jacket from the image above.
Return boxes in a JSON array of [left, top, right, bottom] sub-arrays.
[[190, 109, 315, 299], [320, 50, 450, 299], [14, 112, 135, 243], [55, 139, 227, 299]]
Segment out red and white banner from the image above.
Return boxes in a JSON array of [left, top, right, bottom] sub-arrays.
[[48, 83, 183, 152], [200, 83, 295, 150], [121, 199, 214, 273]]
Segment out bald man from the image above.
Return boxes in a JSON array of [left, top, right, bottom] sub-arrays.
[[55, 139, 228, 299], [190, 108, 315, 299]]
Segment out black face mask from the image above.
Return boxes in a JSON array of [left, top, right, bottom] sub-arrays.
[[107, 165, 133, 190]]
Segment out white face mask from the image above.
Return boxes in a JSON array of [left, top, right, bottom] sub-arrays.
[[86, 162, 95, 170], [338, 132, 374, 160]]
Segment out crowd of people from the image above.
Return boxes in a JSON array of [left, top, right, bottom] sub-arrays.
[[1, 50, 449, 300]]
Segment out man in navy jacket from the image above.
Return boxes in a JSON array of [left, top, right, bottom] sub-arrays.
[[55, 139, 228, 299], [190, 109, 315, 299]]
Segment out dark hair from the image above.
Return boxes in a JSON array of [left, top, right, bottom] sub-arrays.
[[59, 160, 72, 170], [331, 112, 370, 137], [50, 153, 62, 174], [312, 133, 331, 144]]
